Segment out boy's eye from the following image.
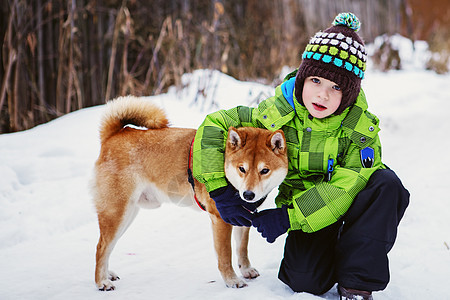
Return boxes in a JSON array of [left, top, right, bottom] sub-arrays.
[[312, 78, 320, 84], [333, 85, 341, 91]]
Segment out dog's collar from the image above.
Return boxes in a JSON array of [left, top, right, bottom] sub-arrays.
[[187, 138, 206, 211], [243, 195, 267, 214], [254, 196, 267, 209]]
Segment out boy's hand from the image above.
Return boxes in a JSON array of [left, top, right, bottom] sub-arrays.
[[252, 205, 290, 243], [210, 185, 256, 227]]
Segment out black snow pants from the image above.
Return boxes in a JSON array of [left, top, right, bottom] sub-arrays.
[[278, 169, 410, 294]]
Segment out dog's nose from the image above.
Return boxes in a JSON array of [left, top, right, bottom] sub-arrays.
[[243, 191, 255, 201]]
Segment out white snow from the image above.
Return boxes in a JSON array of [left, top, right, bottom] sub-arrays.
[[1, 36, 450, 299]]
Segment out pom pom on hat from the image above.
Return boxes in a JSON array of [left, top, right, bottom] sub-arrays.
[[332, 12, 361, 32]]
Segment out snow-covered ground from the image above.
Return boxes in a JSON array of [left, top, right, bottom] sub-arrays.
[[1, 37, 450, 299]]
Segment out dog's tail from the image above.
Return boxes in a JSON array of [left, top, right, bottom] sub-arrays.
[[99, 95, 169, 143]]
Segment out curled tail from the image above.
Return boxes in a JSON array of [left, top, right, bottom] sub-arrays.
[[99, 95, 169, 143]]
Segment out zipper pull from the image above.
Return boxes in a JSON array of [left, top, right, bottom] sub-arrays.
[[327, 158, 334, 182]]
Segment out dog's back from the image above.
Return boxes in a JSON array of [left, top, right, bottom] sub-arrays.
[[94, 96, 197, 211]]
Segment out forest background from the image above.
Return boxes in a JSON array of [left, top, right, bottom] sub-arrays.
[[1, 0, 449, 133]]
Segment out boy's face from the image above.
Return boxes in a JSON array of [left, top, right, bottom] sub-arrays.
[[302, 76, 342, 119]]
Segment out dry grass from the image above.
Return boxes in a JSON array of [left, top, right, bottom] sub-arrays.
[[426, 26, 450, 74]]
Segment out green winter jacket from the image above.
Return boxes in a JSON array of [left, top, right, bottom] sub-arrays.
[[192, 71, 385, 233]]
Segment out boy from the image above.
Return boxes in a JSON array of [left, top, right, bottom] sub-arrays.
[[192, 13, 409, 299]]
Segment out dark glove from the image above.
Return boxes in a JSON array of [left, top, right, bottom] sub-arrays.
[[210, 185, 256, 227], [252, 205, 290, 243]]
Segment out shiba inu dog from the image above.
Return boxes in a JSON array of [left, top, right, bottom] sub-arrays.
[[92, 96, 288, 291]]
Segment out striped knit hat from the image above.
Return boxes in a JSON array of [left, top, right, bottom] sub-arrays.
[[295, 12, 367, 115]]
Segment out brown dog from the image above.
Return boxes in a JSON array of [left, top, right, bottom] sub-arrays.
[[92, 96, 288, 290]]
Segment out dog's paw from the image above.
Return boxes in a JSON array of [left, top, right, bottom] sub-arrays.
[[108, 271, 120, 281], [240, 266, 260, 279], [225, 276, 247, 288], [97, 271, 120, 291], [98, 280, 116, 291]]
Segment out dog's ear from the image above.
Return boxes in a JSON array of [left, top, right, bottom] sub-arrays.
[[228, 127, 242, 149], [270, 130, 286, 155]]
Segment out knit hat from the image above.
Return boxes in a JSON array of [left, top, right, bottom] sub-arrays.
[[294, 12, 367, 115]]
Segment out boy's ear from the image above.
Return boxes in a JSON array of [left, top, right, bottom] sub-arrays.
[[228, 127, 242, 149]]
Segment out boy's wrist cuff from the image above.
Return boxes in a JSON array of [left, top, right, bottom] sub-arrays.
[[209, 185, 228, 198], [204, 177, 228, 193]]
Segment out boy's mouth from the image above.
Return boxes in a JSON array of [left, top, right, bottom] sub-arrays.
[[312, 102, 327, 111]]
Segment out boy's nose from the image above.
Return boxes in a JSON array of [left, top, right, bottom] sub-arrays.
[[318, 88, 329, 100]]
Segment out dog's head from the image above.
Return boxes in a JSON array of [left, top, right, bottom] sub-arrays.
[[224, 127, 288, 203]]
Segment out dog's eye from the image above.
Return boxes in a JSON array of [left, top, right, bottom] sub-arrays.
[[239, 166, 246, 173], [260, 168, 270, 175]]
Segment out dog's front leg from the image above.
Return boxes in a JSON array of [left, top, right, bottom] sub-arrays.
[[209, 214, 247, 288], [234, 226, 260, 279]]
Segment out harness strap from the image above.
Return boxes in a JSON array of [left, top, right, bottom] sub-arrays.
[[188, 138, 206, 211]]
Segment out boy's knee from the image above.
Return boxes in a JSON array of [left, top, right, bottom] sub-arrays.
[[372, 169, 410, 208], [372, 169, 407, 191]]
